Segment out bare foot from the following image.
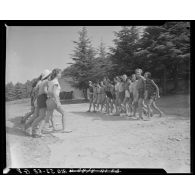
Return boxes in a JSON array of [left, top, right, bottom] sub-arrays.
[[159, 112, 165, 117], [32, 133, 45, 138], [62, 129, 72, 133]]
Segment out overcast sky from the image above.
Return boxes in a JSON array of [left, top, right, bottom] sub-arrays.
[[6, 26, 124, 84]]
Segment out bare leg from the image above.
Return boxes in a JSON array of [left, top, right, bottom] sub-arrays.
[[24, 107, 39, 130], [126, 98, 131, 115], [55, 105, 72, 132], [100, 99, 104, 112], [39, 109, 54, 133], [151, 101, 163, 116], [122, 97, 128, 114], [49, 111, 55, 130], [117, 97, 122, 113], [22, 107, 34, 123], [110, 99, 114, 113], [147, 99, 153, 119], [55, 106, 65, 130], [113, 96, 120, 115], [100, 97, 105, 112], [96, 95, 100, 111], [31, 108, 46, 135], [93, 97, 97, 112], [138, 98, 144, 119], [88, 98, 93, 112], [106, 98, 111, 114]]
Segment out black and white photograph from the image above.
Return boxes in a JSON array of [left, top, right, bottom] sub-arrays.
[[5, 22, 190, 174]]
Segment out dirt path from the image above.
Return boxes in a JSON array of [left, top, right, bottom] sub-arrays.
[[6, 95, 190, 173]]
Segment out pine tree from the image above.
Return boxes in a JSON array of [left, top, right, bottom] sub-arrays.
[[91, 42, 115, 81], [15, 82, 23, 99], [110, 26, 140, 75], [134, 22, 190, 94], [6, 82, 16, 101], [64, 27, 96, 98]]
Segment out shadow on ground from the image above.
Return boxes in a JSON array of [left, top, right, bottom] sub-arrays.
[[70, 111, 139, 121], [6, 116, 64, 144], [6, 116, 28, 137]]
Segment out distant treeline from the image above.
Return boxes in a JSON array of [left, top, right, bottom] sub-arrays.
[[6, 79, 37, 102]]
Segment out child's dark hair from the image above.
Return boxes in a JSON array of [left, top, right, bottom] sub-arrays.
[[32, 81, 37, 88], [50, 68, 62, 80], [145, 72, 152, 79], [32, 74, 42, 88]]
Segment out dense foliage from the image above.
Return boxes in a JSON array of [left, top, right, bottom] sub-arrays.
[[64, 23, 190, 96]]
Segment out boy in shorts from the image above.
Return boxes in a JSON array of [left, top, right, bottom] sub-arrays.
[[135, 68, 146, 120], [144, 72, 164, 118], [87, 81, 94, 112]]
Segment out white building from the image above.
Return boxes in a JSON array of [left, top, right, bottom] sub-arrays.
[[58, 77, 84, 99]]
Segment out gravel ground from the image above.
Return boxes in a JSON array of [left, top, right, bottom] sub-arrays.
[[6, 94, 190, 173]]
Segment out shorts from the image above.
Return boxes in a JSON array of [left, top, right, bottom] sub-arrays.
[[46, 98, 57, 110], [138, 89, 145, 99], [106, 91, 113, 99], [119, 91, 125, 101], [37, 94, 47, 108]]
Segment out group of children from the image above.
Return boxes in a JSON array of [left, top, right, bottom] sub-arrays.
[[87, 68, 164, 120], [20, 67, 163, 138], [21, 68, 72, 138]]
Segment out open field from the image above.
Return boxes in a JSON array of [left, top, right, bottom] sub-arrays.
[[6, 94, 190, 173]]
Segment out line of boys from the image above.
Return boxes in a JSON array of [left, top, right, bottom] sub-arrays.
[[87, 68, 164, 120]]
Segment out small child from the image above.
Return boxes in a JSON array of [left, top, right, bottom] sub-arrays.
[[122, 77, 131, 116], [92, 83, 98, 112], [129, 74, 138, 117], [96, 82, 102, 111], [21, 76, 41, 124], [87, 81, 94, 112], [144, 72, 164, 118], [135, 68, 146, 120]]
